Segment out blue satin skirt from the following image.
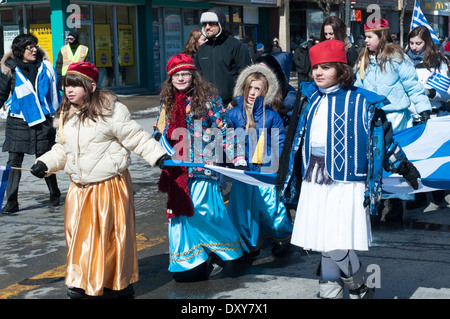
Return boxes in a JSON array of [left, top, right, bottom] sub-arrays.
[[227, 180, 293, 251], [168, 178, 249, 273]]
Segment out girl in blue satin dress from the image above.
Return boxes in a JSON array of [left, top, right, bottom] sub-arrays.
[[227, 64, 293, 257], [154, 54, 249, 281]]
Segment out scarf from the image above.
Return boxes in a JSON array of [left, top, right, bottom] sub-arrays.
[[406, 50, 425, 67], [157, 91, 194, 219], [6, 60, 60, 127]]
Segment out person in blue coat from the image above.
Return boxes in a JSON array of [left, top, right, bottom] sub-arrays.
[[227, 64, 293, 257], [354, 19, 433, 222], [354, 19, 432, 132], [276, 40, 420, 298]]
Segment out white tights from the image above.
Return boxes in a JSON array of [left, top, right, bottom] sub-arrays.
[[321, 250, 360, 280]]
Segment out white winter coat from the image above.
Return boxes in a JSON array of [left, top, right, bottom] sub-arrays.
[[38, 100, 167, 185]]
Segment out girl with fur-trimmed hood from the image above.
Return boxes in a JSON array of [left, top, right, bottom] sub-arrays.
[[227, 64, 293, 257]]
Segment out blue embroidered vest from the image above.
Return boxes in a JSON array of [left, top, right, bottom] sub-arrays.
[[302, 88, 369, 182]]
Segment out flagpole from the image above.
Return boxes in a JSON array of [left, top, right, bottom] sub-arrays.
[[8, 166, 60, 175]]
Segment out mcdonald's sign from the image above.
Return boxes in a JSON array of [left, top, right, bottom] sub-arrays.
[[435, 1, 444, 10]]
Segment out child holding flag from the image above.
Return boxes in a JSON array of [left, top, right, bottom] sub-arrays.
[[30, 62, 169, 298], [153, 54, 248, 282], [405, 25, 449, 208], [227, 64, 292, 257], [277, 40, 421, 298]]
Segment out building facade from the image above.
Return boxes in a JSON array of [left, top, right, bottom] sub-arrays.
[[0, 0, 280, 93]]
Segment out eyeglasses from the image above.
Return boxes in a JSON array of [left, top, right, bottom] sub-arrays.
[[25, 45, 38, 51], [172, 72, 192, 79], [202, 22, 218, 27], [67, 37, 75, 41]]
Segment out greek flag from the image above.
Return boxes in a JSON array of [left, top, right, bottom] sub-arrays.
[[411, 0, 440, 45], [163, 159, 276, 187], [427, 72, 450, 94], [160, 131, 175, 156], [0, 166, 11, 214], [383, 115, 450, 194], [162, 116, 450, 193]]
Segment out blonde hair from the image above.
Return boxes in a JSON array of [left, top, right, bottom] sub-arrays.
[[243, 72, 268, 131]]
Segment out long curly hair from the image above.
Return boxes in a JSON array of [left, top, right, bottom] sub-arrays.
[[159, 70, 218, 120]]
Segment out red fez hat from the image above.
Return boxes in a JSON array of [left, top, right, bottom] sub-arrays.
[[66, 62, 99, 83], [364, 19, 389, 32], [309, 40, 347, 67], [166, 54, 196, 76]]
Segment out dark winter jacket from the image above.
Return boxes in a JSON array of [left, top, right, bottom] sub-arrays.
[[293, 45, 312, 83], [195, 32, 252, 105], [0, 48, 57, 155]]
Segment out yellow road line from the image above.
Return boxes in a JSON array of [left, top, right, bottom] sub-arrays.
[[0, 234, 166, 299]]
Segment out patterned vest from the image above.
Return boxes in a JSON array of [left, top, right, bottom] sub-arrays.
[[302, 88, 369, 182]]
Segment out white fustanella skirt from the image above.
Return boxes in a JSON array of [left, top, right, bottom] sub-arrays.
[[291, 156, 372, 252]]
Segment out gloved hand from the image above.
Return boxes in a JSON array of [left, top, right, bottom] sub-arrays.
[[424, 88, 436, 99], [30, 161, 48, 178], [396, 159, 420, 190], [419, 110, 431, 124], [156, 154, 172, 170], [233, 159, 248, 171]]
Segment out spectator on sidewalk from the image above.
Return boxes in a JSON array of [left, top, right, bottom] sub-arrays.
[[0, 33, 61, 214], [195, 7, 251, 106]]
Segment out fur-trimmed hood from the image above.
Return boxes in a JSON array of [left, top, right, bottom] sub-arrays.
[[233, 64, 280, 105], [1, 47, 50, 77]]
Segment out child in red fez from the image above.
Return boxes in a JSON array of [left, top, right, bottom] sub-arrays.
[[277, 40, 420, 298], [30, 62, 169, 298], [154, 54, 248, 281]]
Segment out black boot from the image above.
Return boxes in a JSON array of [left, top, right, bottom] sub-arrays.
[[1, 201, 19, 214]]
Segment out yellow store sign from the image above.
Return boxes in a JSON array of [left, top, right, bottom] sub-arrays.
[[94, 24, 112, 67], [30, 24, 53, 64], [118, 24, 134, 66]]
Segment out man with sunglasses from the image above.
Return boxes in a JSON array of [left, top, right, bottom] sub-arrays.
[[194, 7, 251, 106], [55, 29, 92, 90]]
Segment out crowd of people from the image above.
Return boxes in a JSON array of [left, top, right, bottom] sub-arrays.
[[1, 7, 448, 299]]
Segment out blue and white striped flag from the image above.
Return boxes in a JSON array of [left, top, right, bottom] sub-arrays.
[[411, 0, 440, 45], [163, 159, 276, 187], [427, 72, 450, 93], [162, 116, 450, 193], [159, 130, 175, 156], [383, 115, 450, 194], [0, 166, 11, 214]]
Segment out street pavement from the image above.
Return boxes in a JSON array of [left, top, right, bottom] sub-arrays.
[[0, 93, 450, 305]]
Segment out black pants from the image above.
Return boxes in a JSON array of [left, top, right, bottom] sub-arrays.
[[5, 152, 60, 205]]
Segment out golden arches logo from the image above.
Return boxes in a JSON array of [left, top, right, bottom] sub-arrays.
[[435, 1, 444, 10]]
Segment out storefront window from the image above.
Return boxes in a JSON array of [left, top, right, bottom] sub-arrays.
[[117, 6, 138, 86], [153, 9, 162, 87], [26, 5, 54, 63], [163, 8, 182, 65], [94, 6, 115, 86], [183, 9, 201, 42], [0, 6, 23, 56]]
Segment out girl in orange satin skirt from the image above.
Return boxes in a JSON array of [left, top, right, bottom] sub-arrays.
[[30, 62, 169, 298]]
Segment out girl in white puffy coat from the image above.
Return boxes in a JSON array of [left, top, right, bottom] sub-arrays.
[[406, 25, 450, 122], [30, 62, 168, 299]]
